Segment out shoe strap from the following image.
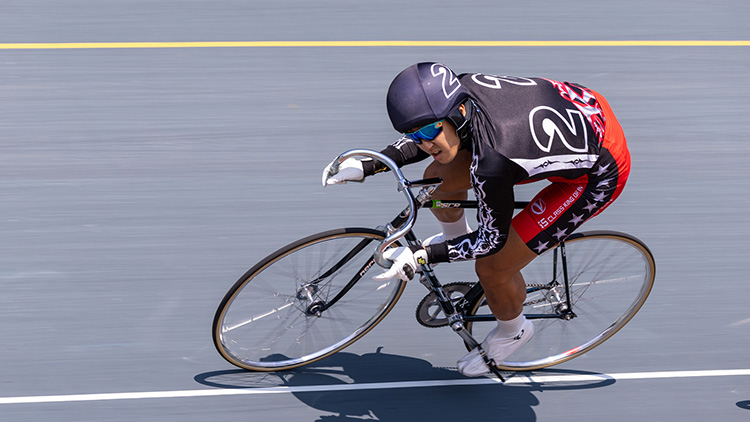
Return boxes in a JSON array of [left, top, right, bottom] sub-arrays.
[[476, 345, 505, 382]]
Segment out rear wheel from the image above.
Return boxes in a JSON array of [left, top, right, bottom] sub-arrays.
[[212, 228, 406, 371], [465, 231, 655, 371]]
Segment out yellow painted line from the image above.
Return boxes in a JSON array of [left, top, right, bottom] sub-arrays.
[[1, 40, 749, 49]]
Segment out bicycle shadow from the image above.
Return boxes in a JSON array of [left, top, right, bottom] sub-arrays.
[[196, 348, 616, 422]]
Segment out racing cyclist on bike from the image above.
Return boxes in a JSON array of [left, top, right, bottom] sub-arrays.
[[322, 62, 630, 377]]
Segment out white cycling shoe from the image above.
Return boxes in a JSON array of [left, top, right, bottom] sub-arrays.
[[457, 319, 534, 377]]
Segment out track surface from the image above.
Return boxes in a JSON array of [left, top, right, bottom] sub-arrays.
[[2, 1, 749, 420]]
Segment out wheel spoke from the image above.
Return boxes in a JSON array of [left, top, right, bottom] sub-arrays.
[[213, 229, 406, 371], [465, 232, 655, 371]]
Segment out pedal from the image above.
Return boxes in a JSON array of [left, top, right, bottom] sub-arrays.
[[476, 345, 505, 382]]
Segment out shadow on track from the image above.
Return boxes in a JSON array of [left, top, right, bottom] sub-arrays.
[[195, 347, 615, 421]]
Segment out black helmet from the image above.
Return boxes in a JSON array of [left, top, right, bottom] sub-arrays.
[[386, 62, 470, 133]]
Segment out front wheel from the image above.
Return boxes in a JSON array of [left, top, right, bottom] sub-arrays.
[[212, 228, 406, 371], [465, 231, 656, 371]]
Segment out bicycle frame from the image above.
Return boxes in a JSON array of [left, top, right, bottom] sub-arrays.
[[416, 199, 577, 322], [324, 149, 581, 379], [214, 148, 653, 375]]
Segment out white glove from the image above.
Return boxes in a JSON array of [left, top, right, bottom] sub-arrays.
[[321, 157, 365, 187], [373, 246, 429, 282]]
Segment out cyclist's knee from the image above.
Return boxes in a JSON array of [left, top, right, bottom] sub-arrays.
[[423, 161, 457, 191], [475, 233, 536, 281], [475, 254, 518, 282], [423, 161, 441, 180], [423, 157, 471, 195]]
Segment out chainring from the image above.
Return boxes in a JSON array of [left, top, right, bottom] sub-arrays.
[[415, 282, 476, 328]]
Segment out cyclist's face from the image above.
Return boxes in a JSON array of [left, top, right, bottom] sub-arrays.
[[414, 120, 461, 164]]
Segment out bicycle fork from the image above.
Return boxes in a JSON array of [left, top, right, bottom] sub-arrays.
[[417, 268, 506, 382]]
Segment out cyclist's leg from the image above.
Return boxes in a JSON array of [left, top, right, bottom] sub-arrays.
[[475, 169, 622, 324], [458, 230, 537, 376], [460, 179, 606, 376], [513, 152, 628, 257], [474, 227, 536, 320], [422, 149, 472, 236]]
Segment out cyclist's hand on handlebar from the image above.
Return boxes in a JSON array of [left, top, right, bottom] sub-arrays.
[[373, 246, 428, 282], [321, 157, 365, 187]]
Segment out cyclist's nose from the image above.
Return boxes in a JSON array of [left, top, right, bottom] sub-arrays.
[[416, 139, 434, 151]]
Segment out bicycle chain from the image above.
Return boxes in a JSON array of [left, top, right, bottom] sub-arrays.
[[522, 283, 555, 306], [415, 282, 556, 326], [526, 283, 554, 289]]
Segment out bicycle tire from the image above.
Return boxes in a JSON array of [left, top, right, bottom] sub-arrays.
[[464, 230, 655, 371], [212, 228, 406, 371]]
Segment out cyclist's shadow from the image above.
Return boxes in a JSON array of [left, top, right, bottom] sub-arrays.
[[283, 348, 537, 422], [197, 348, 614, 422]]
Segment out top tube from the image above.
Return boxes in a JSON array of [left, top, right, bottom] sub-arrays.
[[422, 200, 531, 209], [325, 150, 532, 266]]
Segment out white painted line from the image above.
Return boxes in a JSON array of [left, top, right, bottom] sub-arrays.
[[1, 368, 749, 405], [730, 318, 750, 327], [505, 369, 750, 383]]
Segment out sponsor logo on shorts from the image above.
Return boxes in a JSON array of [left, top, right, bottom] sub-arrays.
[[535, 185, 585, 229], [530, 198, 547, 215]]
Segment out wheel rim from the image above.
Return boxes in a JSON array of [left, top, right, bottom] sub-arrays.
[[467, 233, 655, 371], [215, 231, 406, 371]]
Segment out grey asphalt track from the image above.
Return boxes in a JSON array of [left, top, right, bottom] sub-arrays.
[[1, 1, 749, 420]]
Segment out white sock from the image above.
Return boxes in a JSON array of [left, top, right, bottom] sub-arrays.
[[439, 214, 472, 239], [496, 313, 526, 338]]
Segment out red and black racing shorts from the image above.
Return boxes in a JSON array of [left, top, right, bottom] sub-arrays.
[[511, 91, 631, 254]]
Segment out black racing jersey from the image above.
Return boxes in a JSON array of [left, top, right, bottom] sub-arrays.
[[369, 74, 608, 263]]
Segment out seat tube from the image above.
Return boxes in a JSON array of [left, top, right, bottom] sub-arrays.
[[559, 241, 574, 312]]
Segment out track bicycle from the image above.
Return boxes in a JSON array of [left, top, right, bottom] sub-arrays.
[[212, 149, 656, 379]]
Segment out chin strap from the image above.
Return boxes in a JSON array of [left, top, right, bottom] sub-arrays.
[[448, 100, 475, 145]]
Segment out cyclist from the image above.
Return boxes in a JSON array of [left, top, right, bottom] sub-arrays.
[[322, 62, 630, 377]]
